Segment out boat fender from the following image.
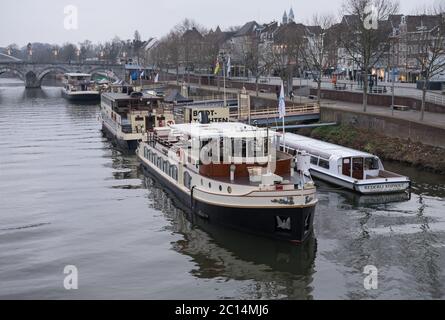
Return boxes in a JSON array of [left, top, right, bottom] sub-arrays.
[[190, 186, 196, 211]]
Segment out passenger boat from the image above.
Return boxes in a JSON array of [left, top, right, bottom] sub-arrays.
[[137, 122, 318, 243], [284, 133, 411, 194], [100, 91, 173, 151], [61, 73, 100, 101]]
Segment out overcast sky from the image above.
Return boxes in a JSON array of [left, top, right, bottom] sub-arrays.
[[0, 0, 439, 47]]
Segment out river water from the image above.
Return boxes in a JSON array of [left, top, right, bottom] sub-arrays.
[[0, 80, 444, 300]]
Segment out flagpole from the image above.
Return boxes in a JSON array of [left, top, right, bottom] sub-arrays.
[[223, 58, 227, 107]]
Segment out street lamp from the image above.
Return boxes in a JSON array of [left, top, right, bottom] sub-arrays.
[[27, 43, 32, 60], [53, 48, 59, 62]]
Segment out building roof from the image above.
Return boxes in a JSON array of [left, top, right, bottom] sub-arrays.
[[182, 27, 203, 41], [234, 21, 260, 37], [164, 89, 193, 103]]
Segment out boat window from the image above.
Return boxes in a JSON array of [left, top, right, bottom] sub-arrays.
[[365, 158, 379, 170], [170, 165, 178, 181], [184, 172, 192, 189], [310, 156, 319, 166], [227, 186, 232, 194], [318, 159, 330, 169]]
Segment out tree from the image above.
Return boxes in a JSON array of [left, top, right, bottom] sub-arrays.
[[301, 15, 336, 104], [339, 0, 399, 112], [266, 22, 305, 94], [79, 40, 94, 61], [413, 5, 445, 121], [132, 30, 150, 65], [59, 43, 77, 62]]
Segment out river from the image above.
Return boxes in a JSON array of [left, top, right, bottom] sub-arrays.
[[0, 80, 444, 300]]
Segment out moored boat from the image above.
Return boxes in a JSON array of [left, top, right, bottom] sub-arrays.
[[61, 73, 100, 101], [137, 122, 318, 243], [100, 91, 172, 151], [284, 133, 411, 194]]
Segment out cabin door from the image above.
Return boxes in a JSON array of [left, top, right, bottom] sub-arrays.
[[352, 158, 364, 180], [145, 115, 155, 132], [342, 158, 351, 177]]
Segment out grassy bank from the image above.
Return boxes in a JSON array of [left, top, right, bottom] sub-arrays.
[[304, 125, 445, 175]]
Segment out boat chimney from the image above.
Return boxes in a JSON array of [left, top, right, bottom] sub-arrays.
[[230, 164, 236, 182], [290, 159, 296, 177]]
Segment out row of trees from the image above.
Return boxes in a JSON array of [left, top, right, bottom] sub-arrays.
[[4, 31, 151, 65]]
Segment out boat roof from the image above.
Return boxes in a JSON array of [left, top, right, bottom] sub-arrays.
[[102, 92, 161, 101], [284, 133, 378, 160], [65, 73, 92, 77], [170, 122, 277, 139]]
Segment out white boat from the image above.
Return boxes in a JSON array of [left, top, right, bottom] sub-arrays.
[[62, 73, 100, 101], [100, 91, 173, 151], [283, 133, 411, 194], [137, 122, 318, 243]]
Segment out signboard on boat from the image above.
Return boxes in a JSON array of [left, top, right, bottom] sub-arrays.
[[184, 107, 230, 123], [357, 182, 410, 194]]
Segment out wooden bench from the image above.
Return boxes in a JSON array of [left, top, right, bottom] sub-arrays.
[[372, 86, 387, 94], [333, 83, 347, 90], [391, 104, 410, 111]]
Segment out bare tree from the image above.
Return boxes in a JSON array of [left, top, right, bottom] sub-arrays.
[[301, 15, 336, 104], [413, 4, 445, 120], [267, 23, 305, 95], [339, 0, 399, 112]]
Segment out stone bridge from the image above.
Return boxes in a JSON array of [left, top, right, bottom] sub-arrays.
[[0, 61, 126, 88]]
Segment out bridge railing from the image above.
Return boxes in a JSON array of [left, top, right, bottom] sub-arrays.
[[230, 103, 320, 120]]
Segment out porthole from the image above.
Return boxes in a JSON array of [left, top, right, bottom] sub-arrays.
[[208, 182, 212, 189], [201, 179, 204, 186], [227, 187, 232, 194], [219, 185, 223, 192]]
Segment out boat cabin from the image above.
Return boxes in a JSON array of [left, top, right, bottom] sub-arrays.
[[101, 92, 173, 134], [284, 134, 397, 181], [64, 73, 95, 92], [150, 123, 303, 186]]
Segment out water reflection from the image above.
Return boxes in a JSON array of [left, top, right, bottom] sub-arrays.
[[142, 175, 317, 299]]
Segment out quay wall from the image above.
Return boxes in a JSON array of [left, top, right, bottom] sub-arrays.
[[320, 106, 445, 148], [311, 88, 445, 114]]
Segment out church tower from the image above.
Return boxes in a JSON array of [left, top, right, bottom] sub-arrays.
[[288, 7, 295, 23], [282, 11, 288, 25]]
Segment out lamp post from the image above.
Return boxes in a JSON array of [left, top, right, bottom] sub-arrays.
[[27, 43, 32, 61], [53, 48, 59, 62], [218, 51, 227, 107]]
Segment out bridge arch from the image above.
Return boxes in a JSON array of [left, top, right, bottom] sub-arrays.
[[0, 67, 25, 81], [37, 66, 71, 82]]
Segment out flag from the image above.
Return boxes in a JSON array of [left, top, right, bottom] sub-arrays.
[[279, 82, 286, 119], [227, 56, 231, 77], [214, 57, 221, 75], [154, 73, 159, 83]]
